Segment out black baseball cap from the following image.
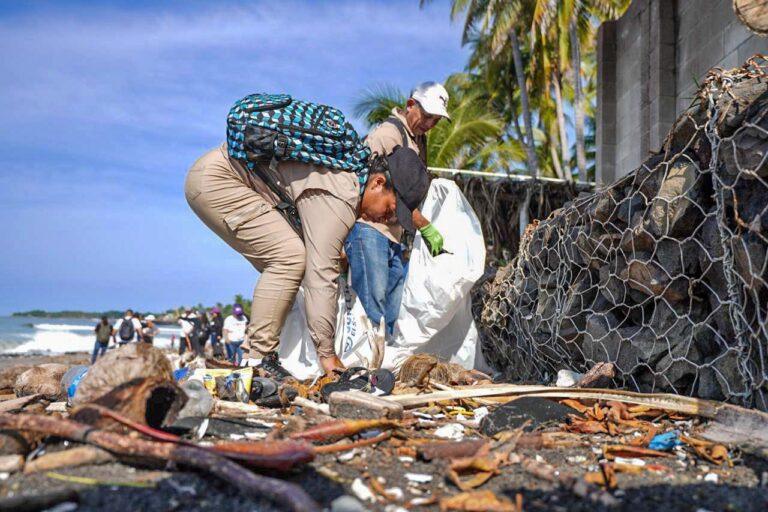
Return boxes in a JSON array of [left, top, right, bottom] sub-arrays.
[[386, 146, 430, 234]]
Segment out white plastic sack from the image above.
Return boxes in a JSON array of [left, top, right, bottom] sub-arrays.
[[278, 281, 376, 380], [334, 280, 385, 370], [278, 179, 488, 378], [277, 288, 321, 380], [384, 179, 488, 372]]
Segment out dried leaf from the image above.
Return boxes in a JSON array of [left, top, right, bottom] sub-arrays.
[[564, 419, 609, 434], [680, 435, 731, 466], [520, 455, 560, 482], [593, 404, 606, 421], [540, 432, 587, 448], [439, 490, 519, 512], [366, 473, 400, 502], [447, 446, 501, 491], [560, 399, 590, 414]]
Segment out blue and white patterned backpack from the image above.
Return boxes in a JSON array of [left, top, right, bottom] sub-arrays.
[[226, 93, 370, 190]]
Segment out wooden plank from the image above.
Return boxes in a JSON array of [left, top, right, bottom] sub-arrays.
[[386, 384, 722, 417]]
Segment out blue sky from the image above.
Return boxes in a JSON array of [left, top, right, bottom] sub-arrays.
[[0, 0, 469, 315]]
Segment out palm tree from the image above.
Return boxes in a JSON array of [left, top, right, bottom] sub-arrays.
[[450, 0, 541, 178], [353, 73, 505, 169], [531, 0, 630, 181]]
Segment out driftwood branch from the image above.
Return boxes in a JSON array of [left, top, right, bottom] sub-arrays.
[[0, 413, 318, 512], [0, 394, 42, 414]]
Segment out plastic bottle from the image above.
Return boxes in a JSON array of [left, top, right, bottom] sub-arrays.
[[231, 373, 249, 403], [60, 365, 89, 407]]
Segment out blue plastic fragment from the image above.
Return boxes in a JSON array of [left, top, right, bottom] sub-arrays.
[[173, 367, 190, 382], [66, 367, 89, 402], [648, 430, 683, 451]]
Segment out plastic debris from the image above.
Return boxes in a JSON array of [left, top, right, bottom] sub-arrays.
[[337, 448, 359, 462], [404, 473, 433, 484], [556, 369, 585, 387], [613, 457, 646, 467], [434, 423, 465, 440], [331, 495, 369, 512], [472, 407, 489, 422], [648, 431, 683, 451], [350, 478, 376, 503]]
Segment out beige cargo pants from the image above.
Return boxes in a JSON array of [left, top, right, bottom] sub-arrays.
[[184, 145, 357, 359]]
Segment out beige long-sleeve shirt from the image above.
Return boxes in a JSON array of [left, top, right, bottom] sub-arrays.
[[359, 107, 427, 243]]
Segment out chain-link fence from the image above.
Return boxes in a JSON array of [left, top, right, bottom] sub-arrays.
[[479, 56, 768, 409]]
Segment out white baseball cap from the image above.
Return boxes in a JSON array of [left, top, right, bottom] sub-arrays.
[[145, 315, 156, 321], [410, 82, 451, 121]]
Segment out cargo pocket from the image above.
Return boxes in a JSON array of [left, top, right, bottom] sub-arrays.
[[223, 201, 272, 233], [184, 166, 204, 202]]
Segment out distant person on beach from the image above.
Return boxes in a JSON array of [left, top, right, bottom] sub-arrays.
[[142, 315, 159, 344], [177, 308, 196, 356], [92, 316, 112, 363], [112, 309, 142, 346], [209, 307, 224, 358], [198, 311, 211, 353], [223, 304, 248, 366]]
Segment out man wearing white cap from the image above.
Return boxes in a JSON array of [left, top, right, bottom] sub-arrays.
[[344, 81, 450, 337], [142, 315, 159, 344]]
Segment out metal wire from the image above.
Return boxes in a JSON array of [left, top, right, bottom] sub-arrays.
[[478, 55, 768, 409]]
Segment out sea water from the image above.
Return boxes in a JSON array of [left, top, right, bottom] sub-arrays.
[[0, 316, 176, 354]]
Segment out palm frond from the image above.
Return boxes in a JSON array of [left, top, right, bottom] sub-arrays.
[[352, 85, 406, 128]]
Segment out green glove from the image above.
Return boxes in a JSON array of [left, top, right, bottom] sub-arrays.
[[419, 223, 444, 256]]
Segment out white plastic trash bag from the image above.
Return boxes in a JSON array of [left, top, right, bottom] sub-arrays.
[[384, 178, 487, 371], [278, 178, 488, 378], [334, 280, 386, 370], [277, 287, 321, 380], [279, 282, 381, 380]]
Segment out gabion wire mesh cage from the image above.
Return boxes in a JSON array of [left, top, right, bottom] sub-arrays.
[[479, 56, 768, 409]]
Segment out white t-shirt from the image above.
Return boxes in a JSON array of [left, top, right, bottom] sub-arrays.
[[113, 317, 142, 342], [178, 317, 195, 337], [223, 315, 247, 342]]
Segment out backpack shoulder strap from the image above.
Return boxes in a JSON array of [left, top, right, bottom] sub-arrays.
[[385, 116, 409, 150], [250, 159, 303, 239]]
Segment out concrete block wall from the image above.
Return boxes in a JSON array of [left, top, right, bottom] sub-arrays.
[[676, 0, 763, 114], [596, 0, 767, 184]]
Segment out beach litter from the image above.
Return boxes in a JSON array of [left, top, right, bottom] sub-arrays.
[[0, 344, 766, 511]]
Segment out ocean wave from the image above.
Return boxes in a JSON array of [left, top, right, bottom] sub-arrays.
[[4, 331, 173, 354], [33, 323, 96, 332]]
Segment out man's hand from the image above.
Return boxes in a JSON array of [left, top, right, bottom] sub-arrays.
[[419, 223, 444, 256]]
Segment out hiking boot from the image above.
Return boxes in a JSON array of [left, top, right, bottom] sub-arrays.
[[257, 352, 294, 381]]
